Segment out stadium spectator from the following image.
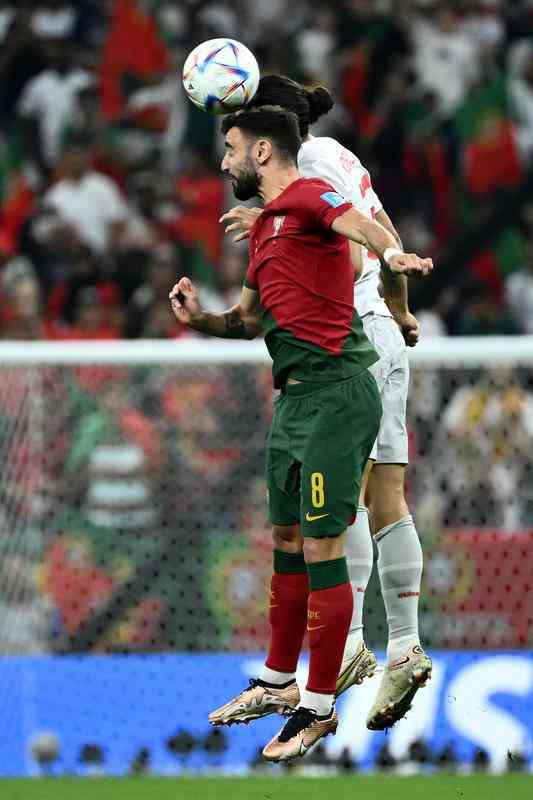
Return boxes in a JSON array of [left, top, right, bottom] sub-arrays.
[[410, 2, 480, 114], [505, 240, 533, 333], [196, 1, 240, 39], [0, 9, 46, 123], [30, 1, 77, 41], [42, 140, 130, 255], [59, 285, 122, 340], [508, 39, 533, 161], [463, 0, 505, 51], [169, 149, 225, 272], [19, 205, 84, 295], [0, 0, 530, 337], [44, 247, 122, 334], [126, 245, 188, 338], [0, 555, 54, 653], [0, 268, 45, 339], [17, 39, 94, 173], [454, 282, 520, 336], [0, 2, 16, 44], [63, 377, 163, 533], [295, 8, 335, 83], [440, 366, 533, 527], [218, 249, 247, 305]]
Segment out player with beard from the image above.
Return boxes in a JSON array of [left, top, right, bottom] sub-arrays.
[[220, 76, 433, 731], [169, 108, 432, 761]]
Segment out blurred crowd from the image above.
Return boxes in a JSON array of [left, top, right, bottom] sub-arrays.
[[0, 0, 533, 340], [1, 359, 532, 657]]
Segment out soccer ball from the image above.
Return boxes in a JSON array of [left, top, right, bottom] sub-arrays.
[[182, 38, 260, 115]]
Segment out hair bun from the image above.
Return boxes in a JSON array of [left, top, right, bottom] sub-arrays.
[[305, 86, 334, 124]]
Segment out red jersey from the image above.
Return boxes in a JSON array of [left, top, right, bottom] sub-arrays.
[[245, 178, 378, 388]]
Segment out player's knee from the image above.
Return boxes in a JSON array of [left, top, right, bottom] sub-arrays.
[[303, 534, 344, 564], [366, 466, 408, 522], [272, 524, 302, 553], [369, 483, 405, 514]]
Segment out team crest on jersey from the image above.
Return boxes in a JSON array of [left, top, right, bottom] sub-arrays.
[[340, 149, 357, 174], [320, 191, 346, 208], [273, 215, 285, 235]]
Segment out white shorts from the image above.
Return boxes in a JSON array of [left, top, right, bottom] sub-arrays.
[[363, 314, 409, 464]]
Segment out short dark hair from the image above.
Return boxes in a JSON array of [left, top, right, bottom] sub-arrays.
[[248, 75, 334, 138], [221, 107, 302, 164]]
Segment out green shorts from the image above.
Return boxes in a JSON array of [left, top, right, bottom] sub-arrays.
[[266, 368, 382, 538]]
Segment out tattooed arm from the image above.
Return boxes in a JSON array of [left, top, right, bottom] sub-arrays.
[[169, 277, 262, 339]]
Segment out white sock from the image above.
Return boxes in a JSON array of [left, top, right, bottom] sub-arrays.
[[343, 506, 373, 660], [298, 689, 333, 716], [259, 666, 295, 685], [375, 514, 422, 664]]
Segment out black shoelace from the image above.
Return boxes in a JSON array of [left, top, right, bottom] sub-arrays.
[[278, 707, 317, 743], [248, 677, 295, 691]]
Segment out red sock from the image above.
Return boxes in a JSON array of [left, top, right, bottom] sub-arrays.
[[306, 582, 353, 694], [265, 571, 309, 674]]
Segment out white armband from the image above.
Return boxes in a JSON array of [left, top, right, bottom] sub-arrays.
[[383, 247, 403, 265]]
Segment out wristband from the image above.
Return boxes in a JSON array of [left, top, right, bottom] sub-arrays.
[[383, 247, 403, 265]]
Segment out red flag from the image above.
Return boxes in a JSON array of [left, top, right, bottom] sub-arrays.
[[100, 0, 169, 119]]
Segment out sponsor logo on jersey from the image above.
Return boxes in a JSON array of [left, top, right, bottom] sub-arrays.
[[320, 191, 346, 208]]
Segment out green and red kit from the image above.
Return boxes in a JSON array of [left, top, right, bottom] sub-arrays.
[[245, 177, 378, 389], [246, 177, 382, 536]]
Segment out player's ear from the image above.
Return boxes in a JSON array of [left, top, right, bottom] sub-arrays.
[[255, 138, 272, 165]]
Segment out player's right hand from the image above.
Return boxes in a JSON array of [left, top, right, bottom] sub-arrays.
[[396, 311, 421, 347], [388, 253, 433, 277], [219, 206, 262, 242], [169, 277, 203, 326]]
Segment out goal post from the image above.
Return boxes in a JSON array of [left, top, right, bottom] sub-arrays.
[[1, 335, 533, 365]]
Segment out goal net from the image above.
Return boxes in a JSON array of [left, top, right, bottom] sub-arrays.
[[0, 337, 532, 775]]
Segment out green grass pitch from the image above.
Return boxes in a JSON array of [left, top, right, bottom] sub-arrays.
[[0, 775, 532, 800]]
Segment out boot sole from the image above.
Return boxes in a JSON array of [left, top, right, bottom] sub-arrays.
[[366, 665, 433, 731]]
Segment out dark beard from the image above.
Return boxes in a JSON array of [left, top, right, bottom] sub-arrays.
[[231, 162, 260, 201]]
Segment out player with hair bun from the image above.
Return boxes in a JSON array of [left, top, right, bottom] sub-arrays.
[[220, 75, 432, 732], [305, 85, 335, 126]]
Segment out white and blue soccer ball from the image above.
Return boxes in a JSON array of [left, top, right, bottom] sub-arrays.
[[182, 38, 260, 115]]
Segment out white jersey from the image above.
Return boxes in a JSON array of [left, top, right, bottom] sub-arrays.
[[298, 136, 391, 318]]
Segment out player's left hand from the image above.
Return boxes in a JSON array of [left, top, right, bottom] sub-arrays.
[[220, 206, 262, 242], [388, 253, 433, 277], [396, 311, 420, 347]]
